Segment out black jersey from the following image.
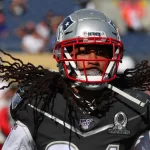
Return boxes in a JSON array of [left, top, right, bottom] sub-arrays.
[[10, 87, 150, 150]]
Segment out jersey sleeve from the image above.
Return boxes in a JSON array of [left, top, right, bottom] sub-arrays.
[[2, 121, 36, 150]]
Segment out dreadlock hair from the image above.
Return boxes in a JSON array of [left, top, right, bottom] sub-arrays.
[[0, 50, 79, 141], [122, 60, 150, 91], [0, 50, 150, 140]]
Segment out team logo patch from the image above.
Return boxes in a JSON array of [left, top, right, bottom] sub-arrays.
[[108, 111, 130, 135], [11, 93, 22, 109], [62, 16, 74, 31], [57, 16, 74, 41]]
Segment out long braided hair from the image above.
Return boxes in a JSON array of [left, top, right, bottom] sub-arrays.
[[124, 60, 150, 91], [0, 50, 150, 139], [0, 50, 78, 140], [111, 60, 150, 91]]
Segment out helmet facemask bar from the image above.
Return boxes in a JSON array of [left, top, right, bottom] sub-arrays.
[[54, 37, 123, 83]]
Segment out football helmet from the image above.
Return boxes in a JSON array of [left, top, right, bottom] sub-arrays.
[[54, 9, 124, 90]]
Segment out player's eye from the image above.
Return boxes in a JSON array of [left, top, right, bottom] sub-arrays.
[[95, 50, 111, 58]]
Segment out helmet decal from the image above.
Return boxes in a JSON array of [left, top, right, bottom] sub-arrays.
[[62, 16, 75, 31]]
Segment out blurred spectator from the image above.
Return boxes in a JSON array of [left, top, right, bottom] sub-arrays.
[[0, 81, 17, 150], [49, 16, 64, 52], [15, 23, 27, 38], [85, 0, 95, 9], [35, 10, 55, 44], [0, 11, 8, 37], [119, 0, 147, 33], [74, 0, 95, 9], [36, 20, 50, 44], [21, 21, 46, 54], [9, 0, 28, 16], [74, 0, 90, 9], [44, 10, 55, 27]]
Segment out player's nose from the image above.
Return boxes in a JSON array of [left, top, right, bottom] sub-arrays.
[[88, 51, 99, 65]]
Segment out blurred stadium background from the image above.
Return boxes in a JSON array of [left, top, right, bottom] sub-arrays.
[[0, 0, 150, 70]]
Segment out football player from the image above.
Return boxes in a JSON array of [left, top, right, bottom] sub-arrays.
[[1, 9, 150, 150]]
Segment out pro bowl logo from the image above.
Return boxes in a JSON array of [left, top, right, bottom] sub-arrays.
[[108, 111, 130, 135]]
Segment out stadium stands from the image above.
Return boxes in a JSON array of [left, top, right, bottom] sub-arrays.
[[0, 0, 80, 51], [0, 0, 149, 63], [122, 32, 150, 62]]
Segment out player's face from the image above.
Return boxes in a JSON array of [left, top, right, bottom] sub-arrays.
[[71, 45, 113, 73]]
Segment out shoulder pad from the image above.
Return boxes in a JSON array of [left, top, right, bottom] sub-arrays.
[[123, 88, 150, 104]]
